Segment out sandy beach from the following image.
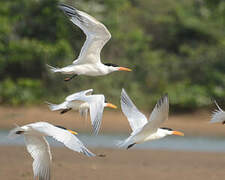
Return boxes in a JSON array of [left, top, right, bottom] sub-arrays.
[[1, 106, 225, 180], [1, 146, 225, 180], [0, 106, 224, 136]]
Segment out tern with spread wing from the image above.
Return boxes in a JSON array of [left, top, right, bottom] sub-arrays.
[[119, 89, 184, 149], [210, 100, 225, 124], [47, 4, 131, 81], [47, 89, 117, 134], [8, 122, 95, 180]]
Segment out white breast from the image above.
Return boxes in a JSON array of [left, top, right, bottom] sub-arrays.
[[68, 101, 87, 110]]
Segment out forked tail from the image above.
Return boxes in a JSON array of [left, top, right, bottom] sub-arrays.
[[46, 64, 61, 73], [46, 101, 66, 111]]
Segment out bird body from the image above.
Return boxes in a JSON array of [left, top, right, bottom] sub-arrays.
[[47, 89, 117, 134], [48, 63, 115, 76], [119, 89, 184, 149], [8, 122, 95, 180], [47, 4, 131, 81], [210, 100, 225, 124]]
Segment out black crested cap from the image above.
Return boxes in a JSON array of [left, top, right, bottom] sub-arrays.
[[104, 63, 119, 67], [55, 125, 77, 134], [55, 125, 67, 130], [160, 127, 173, 131]]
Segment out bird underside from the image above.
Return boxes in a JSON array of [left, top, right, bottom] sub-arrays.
[[60, 108, 72, 114], [64, 74, 78, 81], [223, 121, 225, 124]]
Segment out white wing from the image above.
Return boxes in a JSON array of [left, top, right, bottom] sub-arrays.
[[30, 122, 95, 157], [65, 89, 93, 102], [120, 89, 147, 132], [210, 101, 225, 123], [58, 4, 111, 64], [24, 135, 51, 180], [80, 95, 105, 134], [142, 94, 169, 133]]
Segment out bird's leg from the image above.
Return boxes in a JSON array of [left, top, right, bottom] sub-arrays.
[[60, 108, 72, 114], [127, 143, 136, 149], [16, 131, 24, 134], [64, 74, 77, 81]]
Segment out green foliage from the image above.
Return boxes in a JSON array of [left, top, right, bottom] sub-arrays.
[[0, 0, 225, 111], [0, 78, 43, 105]]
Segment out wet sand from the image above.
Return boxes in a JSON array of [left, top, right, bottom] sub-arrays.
[[1, 146, 225, 180], [0, 106, 224, 136], [1, 106, 225, 180]]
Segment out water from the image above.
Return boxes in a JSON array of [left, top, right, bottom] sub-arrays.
[[1, 130, 225, 153]]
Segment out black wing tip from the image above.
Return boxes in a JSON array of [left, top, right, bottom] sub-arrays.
[[92, 125, 100, 135], [163, 93, 168, 98], [58, 3, 76, 11], [58, 3, 83, 22], [157, 93, 169, 108], [58, 3, 77, 16], [82, 148, 95, 157]]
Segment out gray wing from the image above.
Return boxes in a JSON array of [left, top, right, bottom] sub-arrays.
[[58, 4, 111, 64], [24, 135, 51, 180], [65, 89, 93, 102], [120, 89, 147, 132], [30, 122, 95, 157], [81, 95, 105, 135], [210, 101, 225, 123], [142, 94, 169, 133]]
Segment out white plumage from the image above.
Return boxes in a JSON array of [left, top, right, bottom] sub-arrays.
[[47, 4, 131, 81], [210, 100, 225, 124], [47, 89, 117, 134], [119, 89, 184, 149], [8, 122, 95, 180]]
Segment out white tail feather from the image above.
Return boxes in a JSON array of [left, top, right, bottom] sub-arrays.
[[46, 101, 66, 111], [46, 64, 61, 73]]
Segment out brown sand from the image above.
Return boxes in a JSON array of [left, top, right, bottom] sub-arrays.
[[0, 106, 224, 136], [1, 146, 225, 180], [1, 106, 225, 180]]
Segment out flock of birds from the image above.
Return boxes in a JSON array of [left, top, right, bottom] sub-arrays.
[[8, 3, 225, 180]]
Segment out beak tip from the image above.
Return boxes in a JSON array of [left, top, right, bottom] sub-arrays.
[[172, 131, 184, 136], [119, 67, 132, 72], [106, 103, 117, 109]]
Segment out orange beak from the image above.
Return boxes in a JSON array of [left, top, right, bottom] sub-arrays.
[[172, 131, 184, 136], [106, 103, 117, 109], [118, 67, 132, 72], [67, 129, 78, 135]]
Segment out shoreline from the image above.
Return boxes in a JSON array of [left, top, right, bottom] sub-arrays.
[[1, 146, 225, 180], [0, 106, 224, 136]]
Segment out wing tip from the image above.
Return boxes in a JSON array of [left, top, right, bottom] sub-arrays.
[[58, 3, 83, 22], [82, 147, 96, 157], [157, 93, 169, 108]]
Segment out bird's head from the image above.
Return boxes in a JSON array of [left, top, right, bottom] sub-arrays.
[[104, 63, 132, 73], [160, 127, 184, 136], [104, 100, 117, 109]]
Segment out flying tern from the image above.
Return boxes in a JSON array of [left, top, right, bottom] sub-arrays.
[[210, 100, 225, 124], [47, 89, 117, 134], [47, 4, 131, 81], [8, 122, 95, 180], [119, 89, 184, 149]]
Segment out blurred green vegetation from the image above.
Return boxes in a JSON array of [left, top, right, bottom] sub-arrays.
[[0, 0, 225, 111]]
